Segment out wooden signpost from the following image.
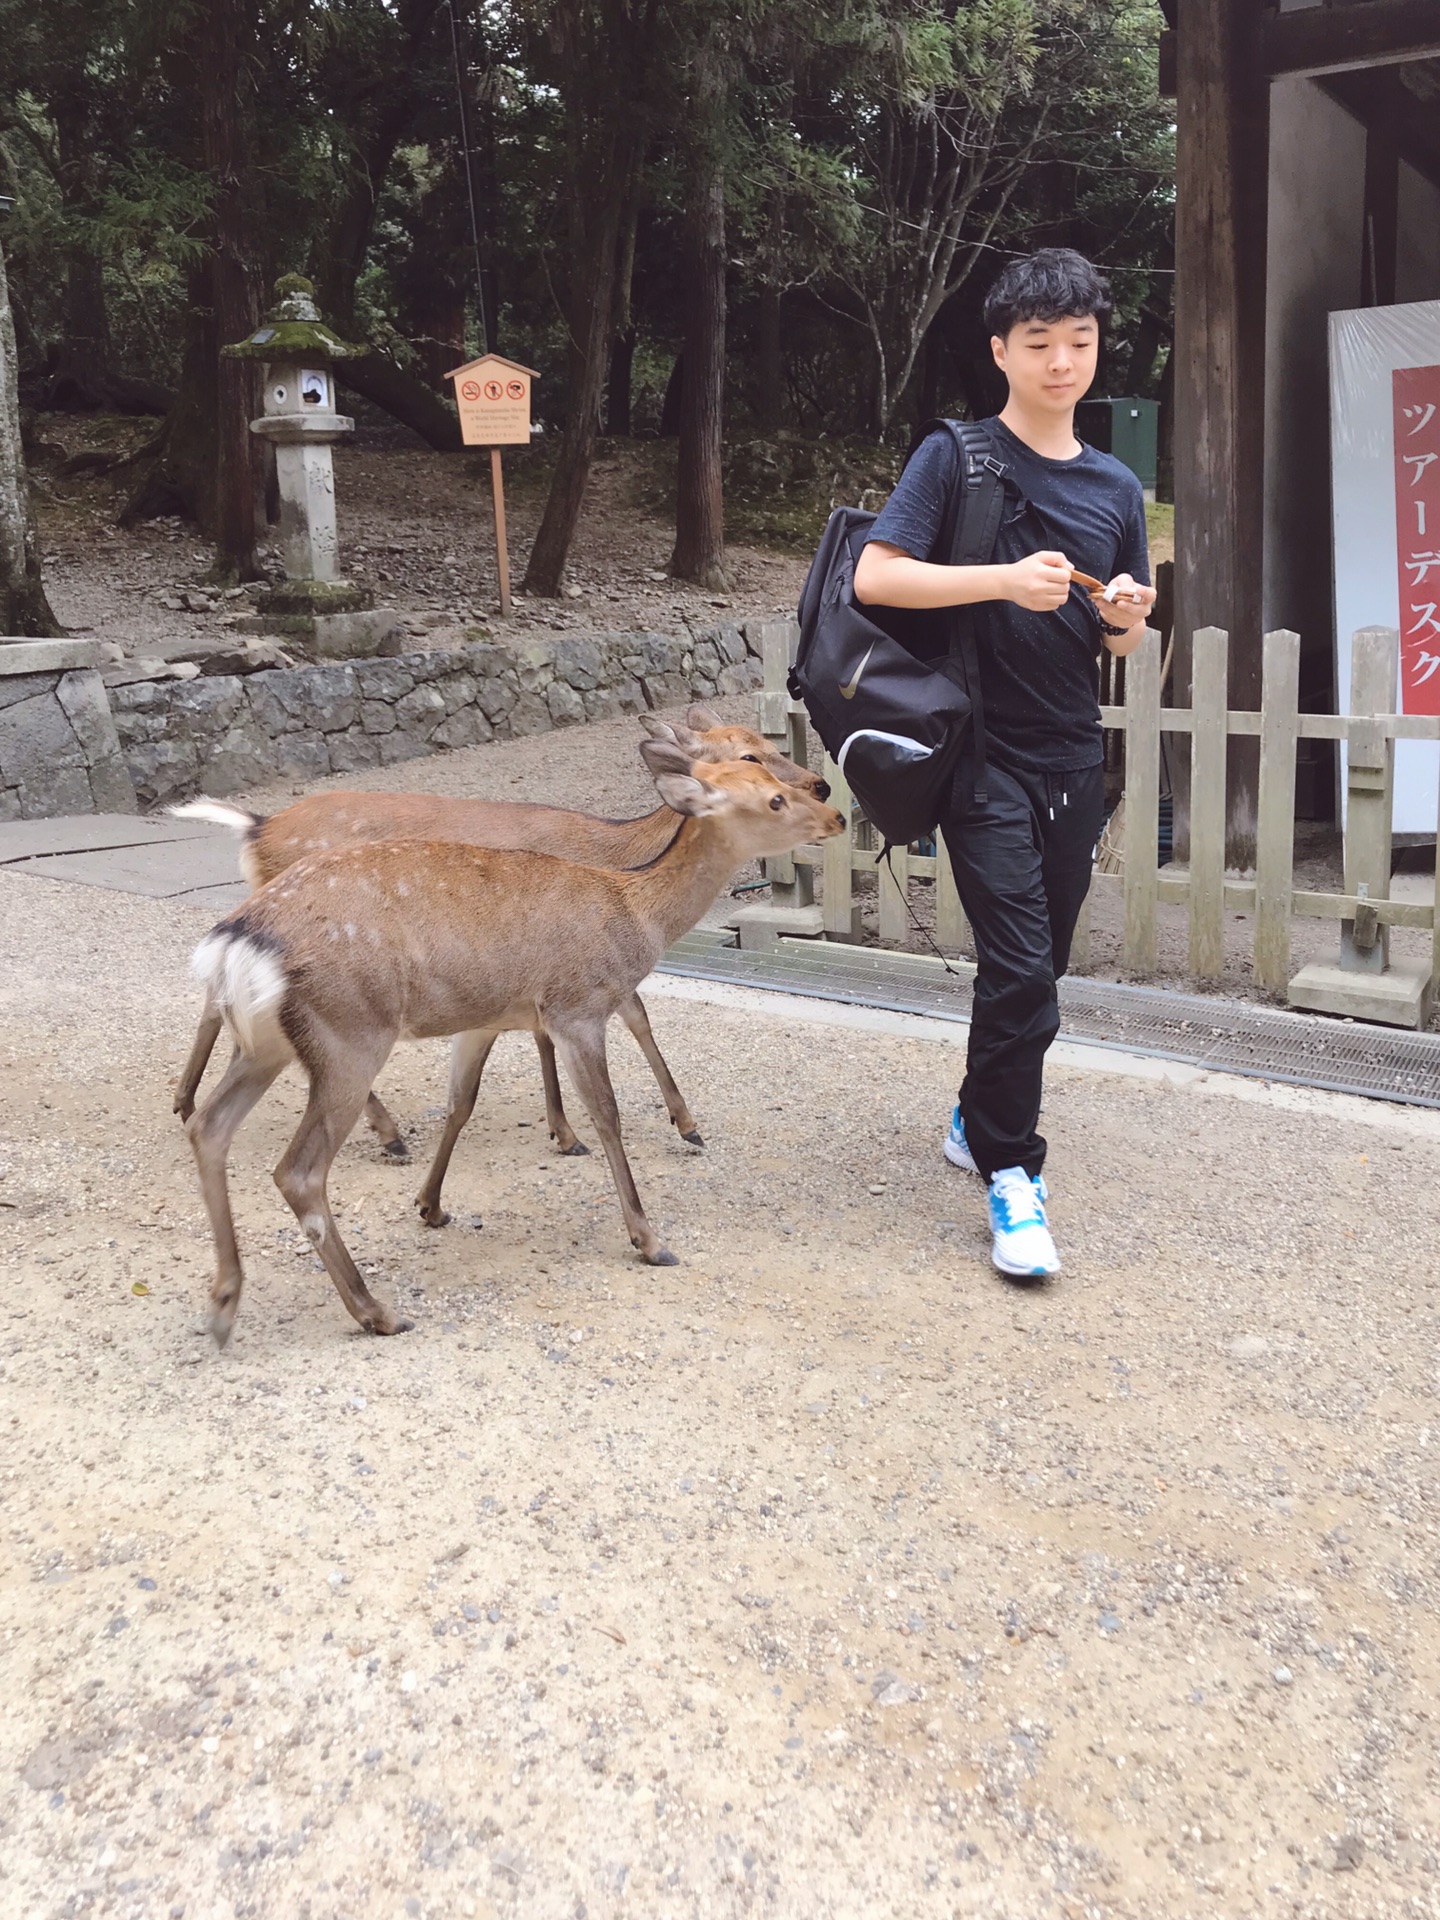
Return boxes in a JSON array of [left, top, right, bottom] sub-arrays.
[[445, 352, 536, 617]]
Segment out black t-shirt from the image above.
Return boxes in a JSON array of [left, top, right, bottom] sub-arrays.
[[866, 418, 1149, 772]]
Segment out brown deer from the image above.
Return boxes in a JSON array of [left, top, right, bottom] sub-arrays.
[[185, 741, 845, 1346], [171, 706, 826, 1156]]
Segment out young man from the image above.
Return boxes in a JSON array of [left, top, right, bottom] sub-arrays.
[[853, 248, 1155, 1280]]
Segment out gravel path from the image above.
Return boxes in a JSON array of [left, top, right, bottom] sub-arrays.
[[3, 712, 1439, 1920]]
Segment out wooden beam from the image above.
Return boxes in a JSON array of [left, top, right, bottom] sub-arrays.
[[1323, 67, 1440, 195], [1360, 81, 1400, 305], [1172, 0, 1270, 868], [1261, 0, 1440, 80]]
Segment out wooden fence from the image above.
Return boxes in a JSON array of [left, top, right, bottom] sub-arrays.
[[754, 619, 1440, 1001]]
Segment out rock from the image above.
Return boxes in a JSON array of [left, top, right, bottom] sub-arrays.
[[713, 623, 748, 667], [197, 640, 296, 677], [871, 1674, 919, 1708], [1272, 1665, 1293, 1685], [1229, 1334, 1269, 1361], [554, 635, 605, 691], [547, 680, 585, 726], [1331, 1833, 1363, 1871]]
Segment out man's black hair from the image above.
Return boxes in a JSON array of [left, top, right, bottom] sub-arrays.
[[983, 248, 1112, 339]]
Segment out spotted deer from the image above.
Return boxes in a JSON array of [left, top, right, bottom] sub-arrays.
[[172, 707, 826, 1154], [185, 742, 845, 1345]]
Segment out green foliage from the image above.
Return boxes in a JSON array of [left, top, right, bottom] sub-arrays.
[[2, 0, 1173, 451]]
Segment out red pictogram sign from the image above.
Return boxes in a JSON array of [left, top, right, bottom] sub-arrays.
[[484, 380, 504, 400], [507, 380, 526, 400], [460, 379, 481, 401], [1393, 364, 1440, 717]]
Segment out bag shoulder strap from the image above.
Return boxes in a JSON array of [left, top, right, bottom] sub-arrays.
[[906, 417, 1002, 806]]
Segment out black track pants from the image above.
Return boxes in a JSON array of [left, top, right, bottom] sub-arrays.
[[939, 760, 1106, 1182]]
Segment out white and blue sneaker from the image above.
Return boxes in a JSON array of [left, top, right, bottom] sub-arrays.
[[987, 1167, 1061, 1278], [943, 1105, 978, 1173]]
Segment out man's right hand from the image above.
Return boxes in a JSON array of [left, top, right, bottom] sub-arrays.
[[1003, 550, 1072, 612]]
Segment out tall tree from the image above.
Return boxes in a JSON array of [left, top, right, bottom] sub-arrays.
[[203, 0, 260, 577], [521, 0, 658, 596], [0, 229, 58, 635], [670, 22, 730, 589]]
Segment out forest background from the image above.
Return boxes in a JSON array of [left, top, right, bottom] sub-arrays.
[[0, 0, 1174, 620]]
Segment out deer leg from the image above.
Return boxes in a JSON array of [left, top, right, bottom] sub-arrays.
[[617, 991, 703, 1145], [363, 1090, 410, 1161], [534, 1031, 588, 1156], [185, 1043, 288, 1347], [415, 1029, 499, 1228], [174, 1004, 223, 1120], [274, 1051, 413, 1338], [548, 1019, 677, 1267]]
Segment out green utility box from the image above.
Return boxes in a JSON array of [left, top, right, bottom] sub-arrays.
[[1076, 396, 1159, 498]]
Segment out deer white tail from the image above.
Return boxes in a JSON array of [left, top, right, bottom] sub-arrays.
[[171, 800, 266, 888], [192, 930, 290, 1060]]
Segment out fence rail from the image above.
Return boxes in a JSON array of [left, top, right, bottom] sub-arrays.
[[753, 618, 1440, 1022]]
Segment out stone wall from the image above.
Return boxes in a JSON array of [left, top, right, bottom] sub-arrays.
[[0, 646, 137, 820], [109, 624, 765, 811]]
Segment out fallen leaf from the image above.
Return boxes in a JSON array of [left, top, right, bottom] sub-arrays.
[[593, 1623, 627, 1645], [132, 1282, 150, 1296]]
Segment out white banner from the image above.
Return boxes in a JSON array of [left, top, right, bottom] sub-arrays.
[[1329, 300, 1440, 836]]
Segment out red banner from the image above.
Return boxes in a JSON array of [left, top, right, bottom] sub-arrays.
[[1393, 363, 1440, 716]]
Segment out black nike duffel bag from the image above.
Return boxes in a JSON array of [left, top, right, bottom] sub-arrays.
[[791, 419, 1009, 849]]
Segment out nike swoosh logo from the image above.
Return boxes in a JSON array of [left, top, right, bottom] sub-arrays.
[[839, 643, 875, 700]]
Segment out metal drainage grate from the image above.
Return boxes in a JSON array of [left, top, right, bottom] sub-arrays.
[[658, 931, 1440, 1110]]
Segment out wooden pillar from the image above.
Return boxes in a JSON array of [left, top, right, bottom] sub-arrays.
[[1360, 82, 1399, 308], [1172, 0, 1270, 869]]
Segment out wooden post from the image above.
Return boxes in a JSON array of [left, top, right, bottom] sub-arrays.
[[756, 621, 814, 909], [821, 755, 856, 939], [1172, 0, 1270, 868], [877, 839, 910, 946], [1122, 628, 1162, 973], [1253, 629, 1301, 990], [489, 446, 512, 618], [1188, 626, 1229, 978], [1341, 626, 1399, 974], [935, 830, 972, 955]]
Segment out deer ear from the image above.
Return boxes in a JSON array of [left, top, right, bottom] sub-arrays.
[[638, 714, 677, 743], [639, 735, 694, 778], [653, 771, 723, 817], [686, 703, 723, 732]]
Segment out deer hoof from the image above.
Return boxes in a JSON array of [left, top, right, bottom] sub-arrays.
[[209, 1311, 235, 1349], [681, 1128, 705, 1147], [364, 1311, 415, 1335], [645, 1246, 680, 1267], [174, 1094, 195, 1122], [416, 1201, 450, 1229], [382, 1138, 410, 1163], [558, 1140, 590, 1157]]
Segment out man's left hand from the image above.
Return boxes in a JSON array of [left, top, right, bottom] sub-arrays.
[[1089, 574, 1156, 630]]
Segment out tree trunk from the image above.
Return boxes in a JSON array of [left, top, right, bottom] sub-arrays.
[[605, 185, 641, 436], [754, 188, 784, 432], [670, 32, 728, 590], [606, 326, 636, 438], [120, 266, 221, 529], [659, 353, 684, 438], [203, 0, 259, 580], [0, 236, 59, 636], [522, 163, 628, 595], [339, 353, 464, 450]]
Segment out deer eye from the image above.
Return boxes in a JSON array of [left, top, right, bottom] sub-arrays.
[[769, 794, 785, 811], [741, 754, 761, 763]]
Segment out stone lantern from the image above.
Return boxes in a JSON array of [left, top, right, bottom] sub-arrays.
[[224, 277, 396, 657]]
